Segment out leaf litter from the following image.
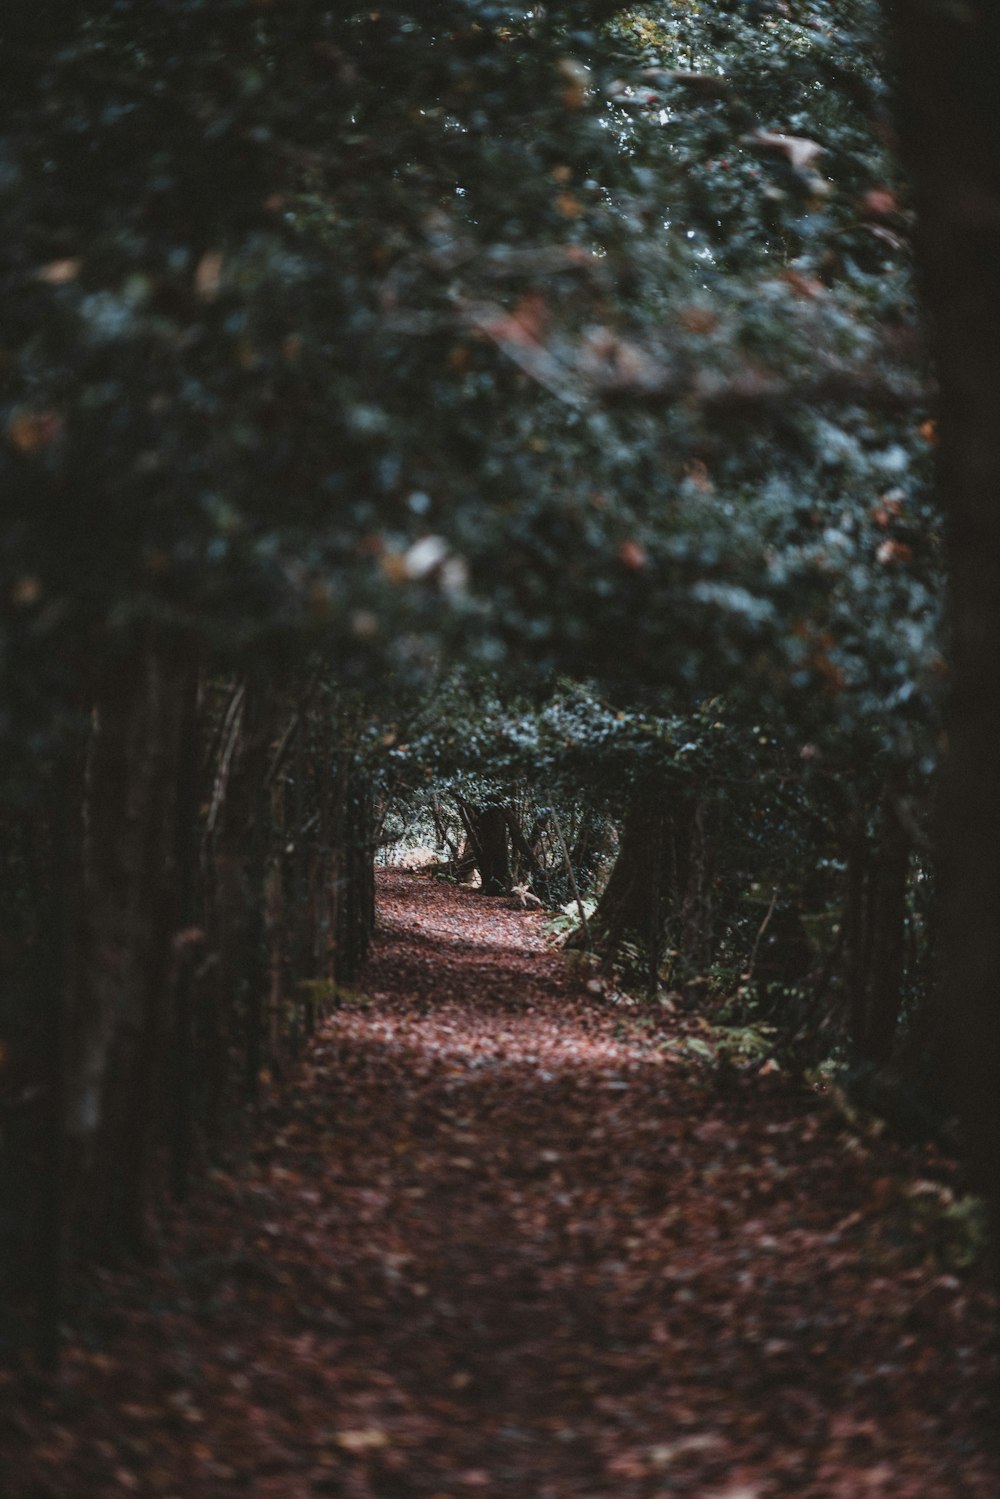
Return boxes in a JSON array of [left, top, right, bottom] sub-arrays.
[[2, 870, 997, 1498]]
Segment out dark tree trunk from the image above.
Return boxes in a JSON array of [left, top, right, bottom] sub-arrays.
[[567, 791, 668, 969], [844, 816, 871, 1055], [862, 800, 910, 1066], [62, 645, 189, 1258], [455, 799, 511, 895], [169, 657, 201, 1202], [474, 806, 511, 896], [335, 773, 376, 982], [34, 734, 85, 1368], [884, 1, 1000, 1275], [843, 796, 910, 1067]]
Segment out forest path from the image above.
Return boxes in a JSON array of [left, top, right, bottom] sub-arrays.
[[5, 871, 998, 1499]]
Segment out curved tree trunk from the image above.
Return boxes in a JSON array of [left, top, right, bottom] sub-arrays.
[[566, 792, 670, 970]]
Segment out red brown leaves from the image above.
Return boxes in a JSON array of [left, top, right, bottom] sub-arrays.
[[3, 872, 997, 1497], [6, 408, 63, 455], [617, 539, 648, 572]]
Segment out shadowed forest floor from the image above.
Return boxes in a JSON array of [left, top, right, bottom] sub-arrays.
[[3, 870, 998, 1498]]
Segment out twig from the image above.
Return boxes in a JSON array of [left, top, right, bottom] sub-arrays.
[[745, 887, 778, 985], [205, 683, 246, 836]]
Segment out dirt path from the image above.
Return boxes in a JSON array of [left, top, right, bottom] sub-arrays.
[[3, 871, 998, 1498]]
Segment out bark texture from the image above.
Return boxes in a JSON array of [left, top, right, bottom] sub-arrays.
[[884, 1, 1000, 1266], [2, 657, 380, 1363]]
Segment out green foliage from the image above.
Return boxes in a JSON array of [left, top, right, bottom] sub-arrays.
[[1, 2, 975, 1363], [544, 898, 600, 943], [1, 0, 946, 1168], [904, 1187, 992, 1272], [2, 0, 937, 742]]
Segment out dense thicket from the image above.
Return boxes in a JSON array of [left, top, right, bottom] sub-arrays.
[[2, 0, 996, 1362]]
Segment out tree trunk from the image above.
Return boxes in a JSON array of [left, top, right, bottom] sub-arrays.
[[64, 645, 188, 1257], [456, 798, 511, 895], [566, 791, 668, 969], [336, 773, 376, 982], [843, 795, 910, 1067], [34, 735, 84, 1367], [884, 1, 1000, 1273], [203, 678, 274, 1113], [862, 799, 910, 1067], [844, 815, 871, 1055], [169, 657, 201, 1202]]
